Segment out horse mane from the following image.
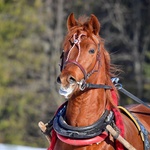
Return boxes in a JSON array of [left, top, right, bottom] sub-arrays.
[[100, 41, 120, 108], [76, 15, 90, 26]]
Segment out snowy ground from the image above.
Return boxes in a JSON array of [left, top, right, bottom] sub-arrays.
[[0, 144, 46, 150]]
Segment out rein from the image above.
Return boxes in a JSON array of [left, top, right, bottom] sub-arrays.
[[112, 78, 150, 109], [77, 80, 112, 91]]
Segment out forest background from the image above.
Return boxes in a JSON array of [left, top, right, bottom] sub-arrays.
[[0, 0, 150, 148]]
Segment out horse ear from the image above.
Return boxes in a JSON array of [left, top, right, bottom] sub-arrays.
[[89, 14, 100, 35], [67, 13, 77, 31]]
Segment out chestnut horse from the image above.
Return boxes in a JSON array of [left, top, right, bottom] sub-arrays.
[[49, 14, 150, 150]]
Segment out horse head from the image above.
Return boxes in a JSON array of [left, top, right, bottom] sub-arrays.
[[57, 13, 113, 99]]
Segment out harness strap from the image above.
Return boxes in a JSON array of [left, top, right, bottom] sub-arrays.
[[134, 116, 150, 150], [112, 78, 150, 109], [118, 106, 150, 150], [77, 79, 112, 91], [65, 60, 87, 79], [86, 83, 112, 90], [118, 87, 150, 109]]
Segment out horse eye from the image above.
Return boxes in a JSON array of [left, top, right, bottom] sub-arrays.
[[89, 49, 95, 54]]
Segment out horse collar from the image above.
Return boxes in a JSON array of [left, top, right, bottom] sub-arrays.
[[56, 132, 108, 146], [48, 101, 114, 145]]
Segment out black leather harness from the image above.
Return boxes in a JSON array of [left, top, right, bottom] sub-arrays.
[[44, 101, 114, 139]]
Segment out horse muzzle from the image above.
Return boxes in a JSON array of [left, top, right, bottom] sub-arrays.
[[57, 75, 78, 98]]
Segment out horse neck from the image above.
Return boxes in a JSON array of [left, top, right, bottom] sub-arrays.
[[65, 72, 110, 127]]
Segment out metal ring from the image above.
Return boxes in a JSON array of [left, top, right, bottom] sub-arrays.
[[115, 83, 122, 90]]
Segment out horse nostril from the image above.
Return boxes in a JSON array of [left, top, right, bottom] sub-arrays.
[[68, 76, 76, 84], [57, 76, 61, 84]]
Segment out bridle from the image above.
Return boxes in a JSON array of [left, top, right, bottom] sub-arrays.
[[59, 32, 112, 90], [60, 33, 98, 79]]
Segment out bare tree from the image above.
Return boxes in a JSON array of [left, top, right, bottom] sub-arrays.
[[95, 0, 149, 98], [42, 0, 66, 107]]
